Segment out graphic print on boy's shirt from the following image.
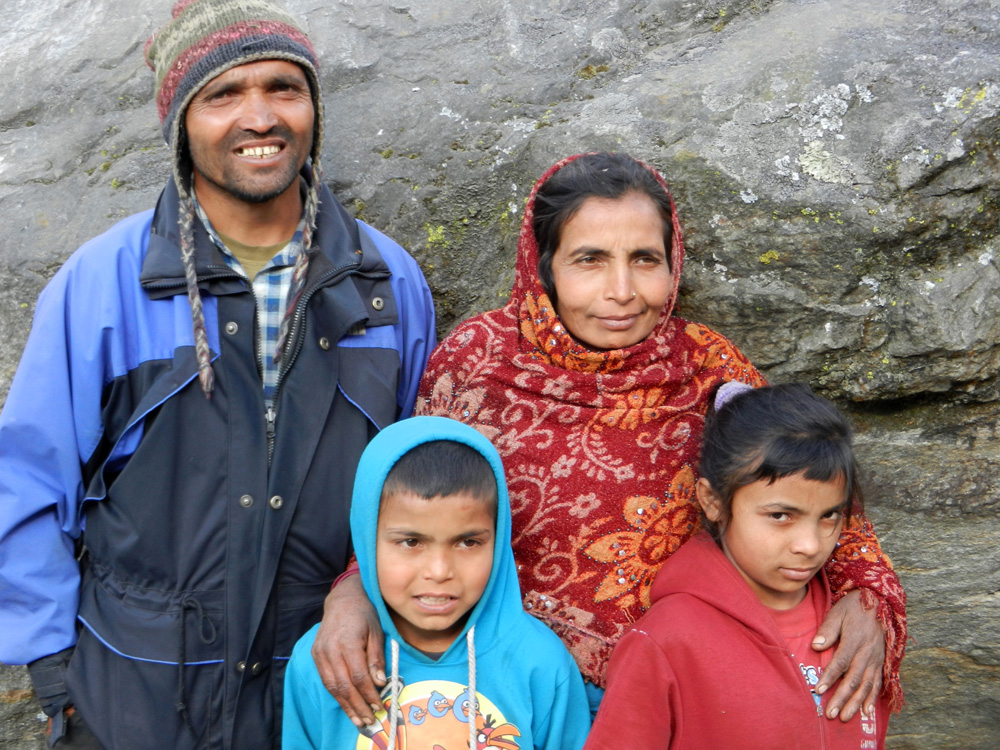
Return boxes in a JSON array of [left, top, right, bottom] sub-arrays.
[[357, 678, 523, 750]]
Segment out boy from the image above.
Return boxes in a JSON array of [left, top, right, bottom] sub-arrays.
[[283, 416, 591, 749]]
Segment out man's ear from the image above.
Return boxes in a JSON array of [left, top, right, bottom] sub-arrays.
[[696, 478, 723, 523]]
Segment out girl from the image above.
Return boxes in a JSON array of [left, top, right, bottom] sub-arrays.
[[584, 382, 902, 749]]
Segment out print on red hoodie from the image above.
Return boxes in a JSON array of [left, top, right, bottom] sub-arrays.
[[584, 533, 891, 750]]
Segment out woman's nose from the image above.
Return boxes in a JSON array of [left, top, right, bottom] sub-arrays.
[[603, 263, 633, 303]]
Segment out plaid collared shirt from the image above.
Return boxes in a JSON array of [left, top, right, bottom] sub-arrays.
[[192, 194, 306, 408]]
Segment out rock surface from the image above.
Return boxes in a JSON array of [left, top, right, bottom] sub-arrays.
[[1, 0, 998, 747]]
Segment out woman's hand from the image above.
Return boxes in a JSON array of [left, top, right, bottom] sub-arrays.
[[811, 589, 885, 721], [311, 575, 387, 727]]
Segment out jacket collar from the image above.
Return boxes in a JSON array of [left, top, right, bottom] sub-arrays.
[[140, 170, 377, 298]]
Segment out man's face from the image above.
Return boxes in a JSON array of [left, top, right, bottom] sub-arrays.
[[184, 60, 314, 206]]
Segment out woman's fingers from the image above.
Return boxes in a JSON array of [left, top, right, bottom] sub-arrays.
[[812, 590, 885, 721], [311, 578, 386, 727]]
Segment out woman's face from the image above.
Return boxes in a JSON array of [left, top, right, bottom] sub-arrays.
[[550, 192, 672, 350]]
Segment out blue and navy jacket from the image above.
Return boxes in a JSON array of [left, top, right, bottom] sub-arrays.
[[0, 177, 435, 749]]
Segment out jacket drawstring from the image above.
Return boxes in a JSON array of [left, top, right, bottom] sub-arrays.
[[176, 596, 218, 741]]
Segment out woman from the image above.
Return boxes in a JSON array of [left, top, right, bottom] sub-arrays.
[[315, 152, 905, 725]]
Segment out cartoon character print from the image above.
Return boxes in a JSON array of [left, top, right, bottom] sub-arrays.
[[799, 661, 880, 748], [356, 679, 521, 750], [798, 662, 823, 716]]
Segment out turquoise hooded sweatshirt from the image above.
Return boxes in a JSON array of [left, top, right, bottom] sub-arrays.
[[283, 416, 591, 749]]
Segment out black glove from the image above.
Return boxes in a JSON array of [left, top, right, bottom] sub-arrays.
[[28, 647, 74, 747]]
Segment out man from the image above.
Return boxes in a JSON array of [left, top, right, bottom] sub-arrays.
[[0, 1, 435, 747]]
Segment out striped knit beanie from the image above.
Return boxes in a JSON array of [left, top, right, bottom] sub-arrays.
[[146, 0, 324, 395]]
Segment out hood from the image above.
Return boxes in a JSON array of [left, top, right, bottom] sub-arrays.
[[650, 532, 831, 644], [350, 416, 521, 663], [506, 152, 685, 372]]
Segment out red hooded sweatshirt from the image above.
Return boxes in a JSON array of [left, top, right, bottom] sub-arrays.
[[584, 532, 889, 750]]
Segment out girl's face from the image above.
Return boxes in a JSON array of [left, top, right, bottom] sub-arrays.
[[697, 473, 846, 610], [550, 192, 672, 350]]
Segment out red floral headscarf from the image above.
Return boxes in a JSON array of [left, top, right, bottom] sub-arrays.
[[416, 154, 903, 703]]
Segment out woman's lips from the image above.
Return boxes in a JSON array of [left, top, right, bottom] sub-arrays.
[[596, 314, 639, 331]]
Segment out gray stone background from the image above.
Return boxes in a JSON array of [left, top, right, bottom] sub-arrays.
[[1, 0, 998, 747]]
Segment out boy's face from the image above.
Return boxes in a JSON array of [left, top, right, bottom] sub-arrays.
[[699, 473, 846, 610], [376, 489, 495, 652]]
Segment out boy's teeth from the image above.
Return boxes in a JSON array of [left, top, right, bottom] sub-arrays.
[[239, 145, 281, 157]]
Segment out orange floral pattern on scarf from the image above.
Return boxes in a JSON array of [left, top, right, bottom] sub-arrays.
[[416, 154, 905, 707]]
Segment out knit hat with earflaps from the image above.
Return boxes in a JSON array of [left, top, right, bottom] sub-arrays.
[[145, 0, 324, 395]]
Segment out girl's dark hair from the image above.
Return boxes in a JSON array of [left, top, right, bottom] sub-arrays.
[[698, 383, 863, 541], [532, 152, 674, 304], [382, 440, 498, 515]]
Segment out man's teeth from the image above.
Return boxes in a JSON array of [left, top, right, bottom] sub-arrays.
[[239, 145, 281, 158]]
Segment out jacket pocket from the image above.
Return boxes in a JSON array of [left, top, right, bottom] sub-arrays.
[[336, 345, 401, 429]]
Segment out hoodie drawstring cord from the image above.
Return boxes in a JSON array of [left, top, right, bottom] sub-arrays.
[[466, 626, 477, 750], [387, 639, 401, 749], [383, 626, 477, 750]]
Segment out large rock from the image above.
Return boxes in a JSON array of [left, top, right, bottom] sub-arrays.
[[1, 0, 997, 747]]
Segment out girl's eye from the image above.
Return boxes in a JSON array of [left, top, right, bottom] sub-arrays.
[[459, 538, 482, 548], [398, 538, 419, 549], [768, 512, 790, 522], [822, 510, 843, 521]]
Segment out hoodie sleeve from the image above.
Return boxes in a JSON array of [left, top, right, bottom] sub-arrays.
[[282, 633, 328, 749], [531, 659, 591, 750], [583, 628, 678, 750]]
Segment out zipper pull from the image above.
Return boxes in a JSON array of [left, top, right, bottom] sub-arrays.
[[265, 406, 276, 442]]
